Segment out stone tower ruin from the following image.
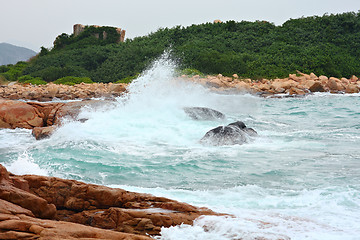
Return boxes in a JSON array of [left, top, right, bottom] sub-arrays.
[[73, 24, 126, 43]]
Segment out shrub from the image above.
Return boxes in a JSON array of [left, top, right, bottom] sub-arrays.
[[23, 78, 47, 85], [179, 68, 204, 76], [1, 62, 28, 81], [115, 74, 139, 84], [18, 75, 34, 82], [53, 76, 94, 85]]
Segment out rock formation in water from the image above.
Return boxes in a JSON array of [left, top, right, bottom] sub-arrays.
[[0, 164, 220, 239], [200, 121, 257, 146], [184, 107, 226, 120], [0, 99, 115, 140]]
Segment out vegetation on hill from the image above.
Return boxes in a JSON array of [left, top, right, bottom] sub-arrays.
[[1, 11, 360, 84]]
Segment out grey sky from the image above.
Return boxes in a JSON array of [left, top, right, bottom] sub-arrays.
[[1, 0, 360, 51]]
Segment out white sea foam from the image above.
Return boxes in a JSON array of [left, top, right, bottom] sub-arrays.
[[111, 184, 360, 240], [6, 151, 48, 176]]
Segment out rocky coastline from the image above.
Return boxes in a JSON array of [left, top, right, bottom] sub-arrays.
[[1, 72, 359, 239], [185, 71, 360, 95], [0, 72, 359, 103], [0, 164, 220, 239]]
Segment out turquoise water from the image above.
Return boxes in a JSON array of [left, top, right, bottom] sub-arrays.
[[1, 58, 360, 239]]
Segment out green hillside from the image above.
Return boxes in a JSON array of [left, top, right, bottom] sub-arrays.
[[3, 11, 360, 83]]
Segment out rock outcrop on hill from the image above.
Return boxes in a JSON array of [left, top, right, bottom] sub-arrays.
[[0, 164, 219, 239]]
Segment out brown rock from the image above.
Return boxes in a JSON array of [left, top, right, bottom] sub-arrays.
[[309, 73, 318, 80], [350, 75, 358, 82], [288, 87, 306, 95], [109, 83, 127, 93], [327, 78, 339, 91], [234, 81, 251, 92], [0, 100, 44, 129], [341, 78, 350, 85], [32, 126, 57, 140], [0, 164, 220, 238], [0, 165, 56, 219], [304, 80, 325, 92], [345, 84, 359, 93], [319, 75, 328, 82]]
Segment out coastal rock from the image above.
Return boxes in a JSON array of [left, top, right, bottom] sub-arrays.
[[0, 100, 44, 129], [0, 99, 117, 140], [200, 121, 257, 146], [345, 84, 359, 93], [0, 164, 220, 238], [32, 125, 57, 140], [304, 80, 325, 92], [184, 107, 226, 120], [0, 83, 128, 101]]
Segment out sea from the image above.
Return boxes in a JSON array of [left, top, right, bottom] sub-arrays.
[[1, 56, 359, 240]]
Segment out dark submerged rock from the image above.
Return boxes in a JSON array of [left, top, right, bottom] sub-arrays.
[[200, 121, 257, 146], [184, 107, 225, 120]]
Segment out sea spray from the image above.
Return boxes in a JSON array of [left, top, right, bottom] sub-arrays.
[[0, 55, 359, 239], [6, 150, 48, 176]]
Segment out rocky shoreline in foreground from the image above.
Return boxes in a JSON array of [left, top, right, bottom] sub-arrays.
[[0, 164, 221, 239]]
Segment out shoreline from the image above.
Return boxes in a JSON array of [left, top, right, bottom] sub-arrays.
[[0, 164, 221, 239], [0, 72, 359, 102]]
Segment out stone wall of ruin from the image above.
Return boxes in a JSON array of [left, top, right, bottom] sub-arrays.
[[73, 24, 126, 42]]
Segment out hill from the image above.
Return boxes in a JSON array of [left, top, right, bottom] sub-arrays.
[[0, 43, 36, 65], [3, 12, 360, 83]]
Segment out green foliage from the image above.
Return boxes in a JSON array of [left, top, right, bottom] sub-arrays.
[[23, 78, 47, 85], [179, 68, 204, 76], [18, 75, 35, 82], [18, 75, 46, 85], [0, 62, 28, 81], [22, 12, 360, 82], [115, 74, 139, 84], [53, 76, 94, 85], [0, 65, 11, 73], [39, 47, 49, 56]]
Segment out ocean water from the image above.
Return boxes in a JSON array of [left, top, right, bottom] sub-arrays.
[[1, 57, 360, 240]]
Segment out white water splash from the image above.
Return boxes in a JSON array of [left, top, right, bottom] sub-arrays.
[[6, 151, 48, 176]]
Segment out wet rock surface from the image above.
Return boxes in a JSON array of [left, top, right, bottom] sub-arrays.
[[0, 164, 220, 239], [184, 107, 226, 120], [200, 121, 257, 146]]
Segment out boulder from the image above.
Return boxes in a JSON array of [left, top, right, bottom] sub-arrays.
[[184, 107, 226, 120], [345, 84, 359, 93], [350, 75, 358, 82], [0, 100, 115, 140], [32, 126, 57, 140], [200, 121, 257, 146], [0, 100, 44, 129], [309, 73, 318, 80], [0, 164, 220, 238], [304, 80, 325, 92], [319, 75, 328, 82], [234, 81, 251, 92]]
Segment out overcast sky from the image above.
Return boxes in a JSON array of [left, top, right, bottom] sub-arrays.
[[1, 0, 360, 51]]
